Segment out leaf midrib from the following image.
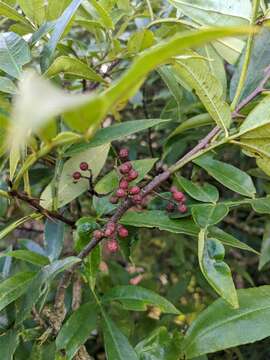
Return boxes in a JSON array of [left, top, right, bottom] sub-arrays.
[[183, 304, 270, 355]]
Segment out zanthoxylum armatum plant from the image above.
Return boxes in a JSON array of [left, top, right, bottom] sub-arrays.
[[2, 0, 270, 359]]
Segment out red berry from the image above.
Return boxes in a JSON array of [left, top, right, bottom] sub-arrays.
[[116, 188, 126, 198], [119, 162, 132, 174], [132, 193, 143, 204], [127, 169, 138, 181], [119, 178, 129, 190], [118, 226, 129, 238], [110, 196, 119, 204], [107, 222, 116, 232], [181, 195, 186, 202], [93, 230, 103, 240], [119, 148, 129, 159], [166, 203, 175, 212], [106, 239, 119, 253], [104, 227, 114, 237], [72, 171, 81, 180], [79, 162, 89, 171], [173, 191, 184, 202], [178, 204, 187, 213], [170, 186, 178, 193], [129, 186, 140, 195]]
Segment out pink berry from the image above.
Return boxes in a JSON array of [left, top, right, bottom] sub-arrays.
[[129, 186, 140, 195], [119, 178, 129, 190], [104, 227, 114, 237], [132, 193, 143, 204], [79, 162, 89, 171], [178, 204, 187, 213], [119, 162, 132, 174], [170, 186, 178, 193], [127, 169, 138, 181], [166, 203, 175, 212], [119, 148, 129, 159], [173, 191, 184, 202], [118, 226, 129, 238], [107, 222, 116, 232], [116, 188, 126, 198], [110, 196, 119, 204], [72, 171, 81, 180], [93, 230, 103, 240], [106, 239, 119, 253]]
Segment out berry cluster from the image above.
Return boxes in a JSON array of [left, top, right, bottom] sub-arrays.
[[110, 148, 143, 205], [93, 222, 129, 253], [166, 186, 188, 213], [72, 162, 89, 181]]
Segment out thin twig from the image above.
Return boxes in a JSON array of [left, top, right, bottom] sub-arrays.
[[232, 64, 270, 117], [9, 190, 75, 228]]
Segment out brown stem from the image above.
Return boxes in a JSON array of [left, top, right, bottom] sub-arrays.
[[232, 64, 270, 117], [52, 72, 269, 325], [9, 190, 75, 228]]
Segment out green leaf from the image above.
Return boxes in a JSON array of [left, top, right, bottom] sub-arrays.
[[238, 96, 270, 176], [95, 158, 157, 194], [85, 0, 114, 29], [251, 196, 270, 214], [16, 257, 80, 324], [0, 250, 49, 266], [135, 327, 182, 360], [239, 96, 270, 136], [84, 244, 101, 291], [17, 0, 45, 25], [120, 210, 198, 236], [0, 329, 19, 360], [102, 285, 180, 314], [46, 0, 71, 20], [193, 154, 256, 198], [102, 311, 139, 360], [0, 271, 36, 312], [41, 144, 110, 209], [45, 55, 106, 83], [192, 203, 229, 228], [0, 1, 33, 27], [158, 66, 183, 118], [65, 119, 171, 156], [56, 302, 97, 360], [176, 175, 219, 203], [0, 32, 31, 79], [209, 227, 259, 254], [230, 28, 270, 103], [173, 52, 231, 135], [9, 26, 254, 157], [128, 29, 155, 54], [0, 213, 41, 240], [44, 219, 65, 261], [182, 286, 270, 358], [0, 76, 17, 94], [198, 229, 238, 308], [199, 44, 227, 96], [41, 0, 83, 71], [168, 0, 251, 27], [259, 222, 270, 270], [167, 113, 213, 139]]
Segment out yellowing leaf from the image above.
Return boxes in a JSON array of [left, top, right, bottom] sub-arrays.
[[173, 52, 231, 135]]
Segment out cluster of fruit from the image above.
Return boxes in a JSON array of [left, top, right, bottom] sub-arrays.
[[110, 148, 143, 205], [93, 222, 129, 253], [72, 161, 90, 181], [166, 186, 187, 213]]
